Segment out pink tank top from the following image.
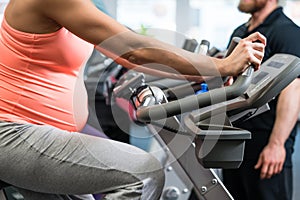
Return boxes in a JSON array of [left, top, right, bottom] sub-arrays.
[[0, 18, 93, 131]]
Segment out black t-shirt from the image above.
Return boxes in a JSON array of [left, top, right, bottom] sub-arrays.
[[228, 7, 300, 166]]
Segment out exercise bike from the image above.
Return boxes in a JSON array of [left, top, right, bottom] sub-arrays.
[[112, 37, 300, 200]]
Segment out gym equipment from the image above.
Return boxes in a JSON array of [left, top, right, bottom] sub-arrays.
[[113, 48, 300, 199], [0, 182, 23, 200]]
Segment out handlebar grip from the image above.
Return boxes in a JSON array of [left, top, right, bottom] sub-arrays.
[[225, 37, 241, 58]]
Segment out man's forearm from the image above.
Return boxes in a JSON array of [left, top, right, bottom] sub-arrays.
[[269, 79, 300, 145]]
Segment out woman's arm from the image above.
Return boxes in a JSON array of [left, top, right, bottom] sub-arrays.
[[39, 0, 266, 77]]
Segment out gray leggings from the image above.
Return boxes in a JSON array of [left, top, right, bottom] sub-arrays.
[[0, 121, 165, 200]]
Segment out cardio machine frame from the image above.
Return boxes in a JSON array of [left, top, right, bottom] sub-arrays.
[[113, 53, 300, 200]]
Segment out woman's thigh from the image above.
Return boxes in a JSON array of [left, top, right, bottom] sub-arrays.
[[0, 121, 163, 195]]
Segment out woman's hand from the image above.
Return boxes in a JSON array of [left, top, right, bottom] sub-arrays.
[[221, 32, 266, 76]]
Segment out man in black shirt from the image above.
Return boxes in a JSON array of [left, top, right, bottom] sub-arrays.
[[223, 0, 300, 200]]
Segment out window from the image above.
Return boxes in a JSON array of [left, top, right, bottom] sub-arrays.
[[110, 0, 300, 50]]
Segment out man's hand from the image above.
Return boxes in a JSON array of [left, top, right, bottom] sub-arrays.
[[254, 143, 286, 179]]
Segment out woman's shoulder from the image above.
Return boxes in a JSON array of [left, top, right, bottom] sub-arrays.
[[4, 0, 62, 34]]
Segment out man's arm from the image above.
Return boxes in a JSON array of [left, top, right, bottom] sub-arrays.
[[255, 78, 300, 179]]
